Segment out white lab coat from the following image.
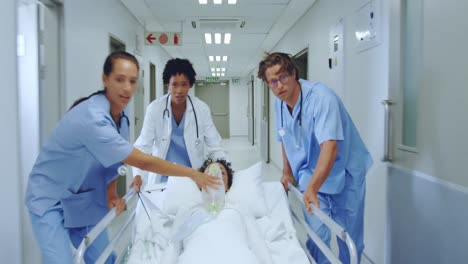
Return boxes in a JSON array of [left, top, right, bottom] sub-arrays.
[[133, 94, 226, 185]]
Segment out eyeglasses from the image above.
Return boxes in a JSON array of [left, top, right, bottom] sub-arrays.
[[268, 74, 290, 87]]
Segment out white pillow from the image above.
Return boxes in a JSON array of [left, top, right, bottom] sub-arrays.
[[163, 176, 202, 215], [225, 162, 268, 218]]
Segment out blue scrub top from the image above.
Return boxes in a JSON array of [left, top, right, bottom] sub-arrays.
[[25, 93, 133, 227], [275, 80, 373, 194], [162, 112, 192, 182]]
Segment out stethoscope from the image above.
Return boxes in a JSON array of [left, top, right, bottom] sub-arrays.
[[278, 88, 303, 149], [163, 94, 201, 145], [115, 111, 130, 176], [116, 112, 130, 134]]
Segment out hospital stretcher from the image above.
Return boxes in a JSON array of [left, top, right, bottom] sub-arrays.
[[74, 181, 357, 264]]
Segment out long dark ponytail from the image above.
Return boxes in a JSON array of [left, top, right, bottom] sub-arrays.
[[69, 51, 139, 110]]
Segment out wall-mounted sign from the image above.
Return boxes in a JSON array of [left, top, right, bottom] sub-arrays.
[[206, 77, 219, 82], [145, 32, 182, 46]]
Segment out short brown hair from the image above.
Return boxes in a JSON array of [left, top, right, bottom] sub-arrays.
[[257, 52, 300, 82]]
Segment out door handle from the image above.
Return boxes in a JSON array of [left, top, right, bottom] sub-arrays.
[[381, 100, 394, 162]]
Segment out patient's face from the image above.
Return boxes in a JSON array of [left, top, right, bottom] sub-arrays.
[[205, 162, 229, 192]]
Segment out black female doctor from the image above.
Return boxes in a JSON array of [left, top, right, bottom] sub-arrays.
[[25, 51, 220, 264], [132, 58, 226, 187]]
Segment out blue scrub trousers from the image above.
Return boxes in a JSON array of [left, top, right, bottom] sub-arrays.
[[29, 203, 115, 264], [302, 171, 366, 264]]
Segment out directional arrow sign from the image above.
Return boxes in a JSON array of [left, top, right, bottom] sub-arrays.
[[145, 32, 182, 46], [146, 33, 156, 44]]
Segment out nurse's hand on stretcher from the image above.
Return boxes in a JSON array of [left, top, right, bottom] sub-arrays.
[[190, 170, 222, 192], [303, 186, 320, 214], [130, 175, 142, 192], [108, 197, 126, 216], [280, 172, 296, 191]]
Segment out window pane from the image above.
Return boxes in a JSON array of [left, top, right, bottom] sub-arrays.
[[401, 0, 422, 147]]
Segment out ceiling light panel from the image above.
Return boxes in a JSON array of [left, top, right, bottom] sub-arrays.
[[204, 33, 212, 44], [215, 56, 221, 61], [214, 33, 221, 44], [213, 0, 222, 4], [222, 56, 228, 61], [224, 33, 231, 44], [199, 0, 208, 4], [228, 0, 237, 4], [209, 56, 214, 61]]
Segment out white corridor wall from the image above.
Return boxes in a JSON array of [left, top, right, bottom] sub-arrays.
[[0, 0, 22, 263]]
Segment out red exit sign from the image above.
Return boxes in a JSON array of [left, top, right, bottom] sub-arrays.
[[145, 32, 182, 46]]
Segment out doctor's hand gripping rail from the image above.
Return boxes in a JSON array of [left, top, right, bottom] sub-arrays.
[[73, 188, 137, 264], [287, 183, 358, 264]]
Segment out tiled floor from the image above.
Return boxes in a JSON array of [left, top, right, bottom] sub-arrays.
[[222, 136, 282, 182]]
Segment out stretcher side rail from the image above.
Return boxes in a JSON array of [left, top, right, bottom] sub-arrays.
[[73, 188, 137, 264], [97, 183, 168, 263], [288, 183, 358, 264]]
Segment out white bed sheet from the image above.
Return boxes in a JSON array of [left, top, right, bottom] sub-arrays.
[[126, 181, 309, 264]]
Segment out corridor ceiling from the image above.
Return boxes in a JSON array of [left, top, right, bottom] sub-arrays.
[[121, 0, 316, 79]]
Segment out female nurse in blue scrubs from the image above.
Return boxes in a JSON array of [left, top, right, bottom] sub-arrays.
[[257, 52, 373, 264], [25, 51, 220, 264]]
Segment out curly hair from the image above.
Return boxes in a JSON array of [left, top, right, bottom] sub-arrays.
[[198, 157, 234, 189], [162, 58, 197, 86]]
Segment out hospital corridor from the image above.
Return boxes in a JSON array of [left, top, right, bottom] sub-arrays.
[[2, 0, 468, 263]]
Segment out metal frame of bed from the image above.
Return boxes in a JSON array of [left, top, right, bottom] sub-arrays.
[[73, 183, 357, 264]]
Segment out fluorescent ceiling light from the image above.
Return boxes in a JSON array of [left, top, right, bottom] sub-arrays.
[[212, 73, 216, 76], [214, 33, 221, 44], [217, 73, 221, 76], [224, 33, 231, 44], [209, 56, 214, 61], [211, 67, 215, 72], [199, 0, 208, 4], [214, 0, 222, 4], [222, 56, 228, 61], [215, 56, 221, 61], [221, 68, 226, 72], [221, 73, 225, 76], [228, 0, 237, 4], [205, 33, 212, 44], [216, 68, 221, 72]]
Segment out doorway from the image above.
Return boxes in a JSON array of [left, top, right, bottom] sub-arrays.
[[260, 81, 270, 162], [247, 76, 255, 145], [195, 81, 230, 138], [294, 48, 308, 79], [38, 2, 64, 145], [17, 1, 64, 261], [110, 35, 125, 52], [150, 62, 156, 102], [108, 36, 129, 197]]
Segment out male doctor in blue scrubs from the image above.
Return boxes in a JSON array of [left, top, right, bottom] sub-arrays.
[[258, 52, 373, 264]]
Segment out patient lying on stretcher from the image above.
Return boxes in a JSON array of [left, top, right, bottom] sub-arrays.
[[174, 158, 271, 264], [127, 158, 272, 264]]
